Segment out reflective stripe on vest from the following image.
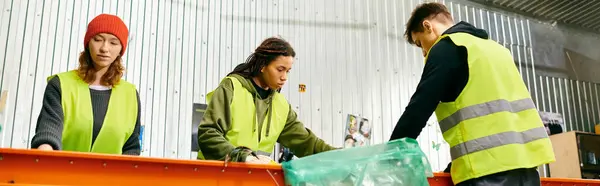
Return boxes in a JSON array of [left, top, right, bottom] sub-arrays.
[[51, 70, 138, 154], [439, 98, 536, 133], [430, 32, 555, 184], [450, 127, 547, 160], [198, 76, 289, 160]]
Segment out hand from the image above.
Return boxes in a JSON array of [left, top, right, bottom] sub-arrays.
[[245, 154, 273, 164], [37, 144, 54, 151]]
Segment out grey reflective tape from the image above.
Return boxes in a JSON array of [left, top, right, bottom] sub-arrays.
[[450, 127, 548, 160], [256, 150, 272, 156], [439, 98, 536, 133]]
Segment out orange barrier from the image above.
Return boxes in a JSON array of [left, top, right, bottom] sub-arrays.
[[0, 148, 284, 186], [1, 148, 600, 186]]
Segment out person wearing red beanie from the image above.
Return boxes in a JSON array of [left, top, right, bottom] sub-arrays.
[[31, 14, 141, 156]]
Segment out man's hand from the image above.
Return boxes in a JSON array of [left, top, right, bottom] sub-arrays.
[[37, 144, 53, 151]]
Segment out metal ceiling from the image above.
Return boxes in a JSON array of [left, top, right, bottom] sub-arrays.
[[467, 0, 600, 33]]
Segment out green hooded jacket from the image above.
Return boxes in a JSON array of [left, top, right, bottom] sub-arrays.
[[197, 74, 337, 160]]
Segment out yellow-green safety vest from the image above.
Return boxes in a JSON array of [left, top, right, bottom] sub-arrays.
[[428, 33, 556, 184], [50, 70, 138, 154], [197, 76, 289, 159]]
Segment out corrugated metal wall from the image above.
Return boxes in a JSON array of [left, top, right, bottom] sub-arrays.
[[1, 0, 595, 172], [535, 76, 600, 132]]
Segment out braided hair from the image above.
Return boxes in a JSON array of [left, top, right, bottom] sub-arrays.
[[229, 37, 296, 78]]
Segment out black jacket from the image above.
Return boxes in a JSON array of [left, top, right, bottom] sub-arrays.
[[390, 21, 490, 140]]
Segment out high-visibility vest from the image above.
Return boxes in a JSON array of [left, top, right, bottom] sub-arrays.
[[429, 33, 555, 184], [197, 76, 289, 159], [50, 70, 138, 154]]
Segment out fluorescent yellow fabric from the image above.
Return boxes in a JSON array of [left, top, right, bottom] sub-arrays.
[[51, 70, 137, 154], [431, 33, 555, 184], [198, 76, 289, 159]]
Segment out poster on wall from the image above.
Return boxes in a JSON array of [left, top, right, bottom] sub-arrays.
[[539, 111, 565, 135], [344, 114, 371, 148], [191, 103, 208, 152]]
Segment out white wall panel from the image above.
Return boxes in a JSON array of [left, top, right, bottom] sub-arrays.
[[0, 0, 551, 172]]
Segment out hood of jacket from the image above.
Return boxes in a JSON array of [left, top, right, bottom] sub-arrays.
[[228, 74, 275, 101], [227, 73, 276, 138], [443, 21, 489, 40]]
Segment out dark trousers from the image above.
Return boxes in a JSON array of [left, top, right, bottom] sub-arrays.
[[456, 168, 541, 186]]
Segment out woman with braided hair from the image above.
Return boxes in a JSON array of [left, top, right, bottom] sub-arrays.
[[197, 37, 337, 163]]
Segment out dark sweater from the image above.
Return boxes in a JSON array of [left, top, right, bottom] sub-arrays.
[[390, 21, 490, 140], [250, 78, 272, 99], [31, 76, 141, 155]]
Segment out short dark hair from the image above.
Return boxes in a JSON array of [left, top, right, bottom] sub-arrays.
[[404, 2, 453, 45], [228, 37, 296, 78]]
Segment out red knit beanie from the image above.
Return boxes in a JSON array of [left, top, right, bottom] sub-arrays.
[[84, 14, 129, 56]]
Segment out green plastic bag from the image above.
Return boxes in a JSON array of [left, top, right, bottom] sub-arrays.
[[282, 138, 433, 186]]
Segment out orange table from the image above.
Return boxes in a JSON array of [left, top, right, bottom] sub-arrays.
[[0, 148, 284, 186], [1, 148, 600, 186]]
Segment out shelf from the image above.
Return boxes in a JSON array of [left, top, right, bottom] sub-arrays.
[[582, 164, 600, 172]]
